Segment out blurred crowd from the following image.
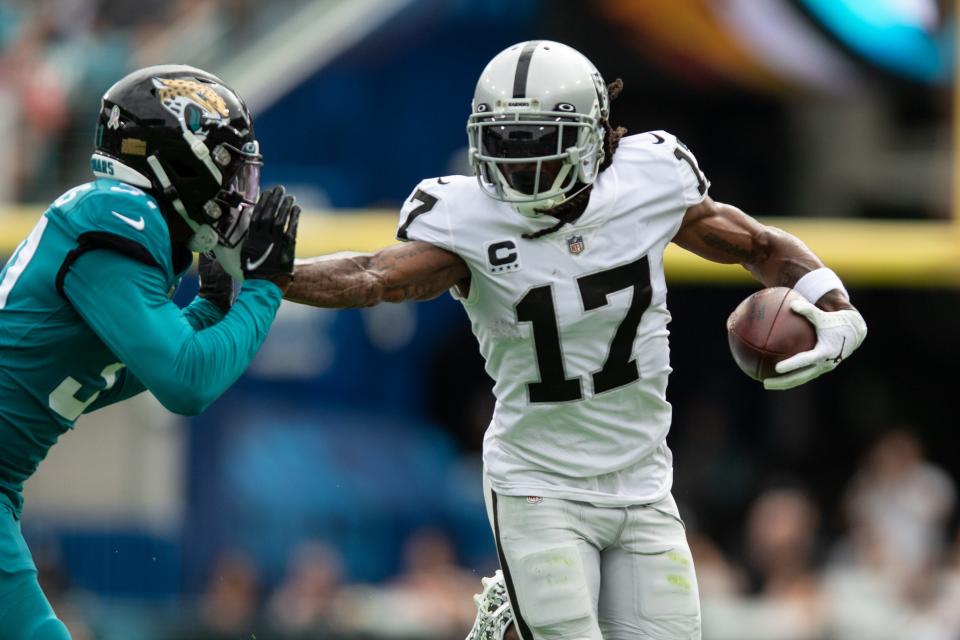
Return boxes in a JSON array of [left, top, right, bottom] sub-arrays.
[[30, 428, 957, 640], [0, 0, 260, 204], [695, 429, 959, 640], [42, 527, 487, 640]]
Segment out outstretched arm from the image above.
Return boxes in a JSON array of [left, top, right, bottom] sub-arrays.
[[285, 241, 470, 308], [672, 196, 867, 390]]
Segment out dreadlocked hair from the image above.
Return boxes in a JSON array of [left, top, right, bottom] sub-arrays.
[[521, 78, 628, 240]]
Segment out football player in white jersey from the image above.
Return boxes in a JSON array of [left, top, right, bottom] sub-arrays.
[[285, 41, 866, 640]]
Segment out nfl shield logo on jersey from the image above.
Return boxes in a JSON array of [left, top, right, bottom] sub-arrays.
[[567, 235, 585, 255]]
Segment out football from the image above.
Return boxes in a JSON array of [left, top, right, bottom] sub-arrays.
[[726, 287, 817, 381]]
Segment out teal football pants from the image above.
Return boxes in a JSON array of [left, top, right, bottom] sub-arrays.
[[0, 506, 70, 639]]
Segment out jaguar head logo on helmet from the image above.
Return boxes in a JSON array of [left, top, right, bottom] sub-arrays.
[[91, 64, 262, 278], [467, 40, 611, 217], [152, 77, 231, 139]]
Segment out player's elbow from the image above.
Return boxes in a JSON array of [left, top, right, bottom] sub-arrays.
[[763, 225, 811, 254], [759, 225, 815, 267], [358, 272, 390, 306], [155, 386, 217, 416], [740, 226, 782, 271], [380, 286, 415, 304]]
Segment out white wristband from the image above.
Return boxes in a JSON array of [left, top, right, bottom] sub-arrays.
[[793, 268, 848, 304]]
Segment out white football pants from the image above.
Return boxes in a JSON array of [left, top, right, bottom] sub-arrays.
[[484, 474, 701, 640]]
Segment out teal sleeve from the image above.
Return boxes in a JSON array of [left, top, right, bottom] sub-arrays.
[[83, 298, 224, 413], [182, 297, 227, 330], [83, 299, 225, 413], [83, 367, 146, 413], [63, 251, 282, 416]]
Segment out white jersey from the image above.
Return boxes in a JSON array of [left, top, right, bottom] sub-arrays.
[[397, 132, 709, 506]]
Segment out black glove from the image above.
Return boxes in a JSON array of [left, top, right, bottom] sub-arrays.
[[241, 185, 300, 285], [198, 252, 233, 313]]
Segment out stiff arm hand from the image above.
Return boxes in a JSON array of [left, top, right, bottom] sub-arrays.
[[242, 186, 300, 292]]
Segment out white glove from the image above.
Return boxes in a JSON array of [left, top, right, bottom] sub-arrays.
[[763, 298, 867, 391]]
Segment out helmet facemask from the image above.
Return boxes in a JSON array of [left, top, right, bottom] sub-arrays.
[[468, 106, 603, 216], [466, 41, 610, 218], [203, 140, 263, 249], [146, 134, 262, 255], [206, 141, 261, 280]]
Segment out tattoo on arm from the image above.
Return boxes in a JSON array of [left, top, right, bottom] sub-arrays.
[[284, 242, 468, 308], [681, 200, 847, 306], [701, 232, 763, 263], [697, 224, 818, 289], [370, 242, 462, 302], [775, 262, 811, 289], [284, 254, 382, 308]]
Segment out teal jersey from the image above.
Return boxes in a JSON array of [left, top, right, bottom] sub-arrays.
[[0, 179, 282, 516]]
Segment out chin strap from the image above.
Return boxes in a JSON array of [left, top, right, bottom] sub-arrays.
[[181, 128, 223, 185], [515, 199, 559, 217], [187, 225, 218, 252], [146, 154, 218, 252], [515, 179, 592, 218], [146, 155, 190, 222]]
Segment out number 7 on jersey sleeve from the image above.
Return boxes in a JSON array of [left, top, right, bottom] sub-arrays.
[[397, 189, 439, 241]]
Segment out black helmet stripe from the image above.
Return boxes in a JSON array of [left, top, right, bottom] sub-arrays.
[[512, 41, 541, 98]]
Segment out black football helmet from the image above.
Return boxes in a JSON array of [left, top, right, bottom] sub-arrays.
[[93, 64, 262, 250]]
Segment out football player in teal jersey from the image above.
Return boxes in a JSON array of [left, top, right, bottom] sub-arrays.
[[0, 65, 299, 638]]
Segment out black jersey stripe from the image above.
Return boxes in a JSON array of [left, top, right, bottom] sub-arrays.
[[56, 232, 161, 300], [512, 41, 541, 99]]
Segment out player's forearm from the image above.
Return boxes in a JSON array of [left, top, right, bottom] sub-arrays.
[[115, 280, 280, 415], [157, 280, 281, 413], [285, 254, 386, 308], [677, 199, 853, 311], [677, 199, 813, 281], [742, 226, 820, 289], [678, 206, 824, 290], [746, 227, 854, 311], [287, 242, 469, 307]]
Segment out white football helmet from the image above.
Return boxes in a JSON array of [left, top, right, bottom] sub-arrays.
[[467, 40, 609, 216]]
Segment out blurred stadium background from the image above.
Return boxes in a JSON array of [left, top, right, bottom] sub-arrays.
[[1, 0, 959, 638]]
